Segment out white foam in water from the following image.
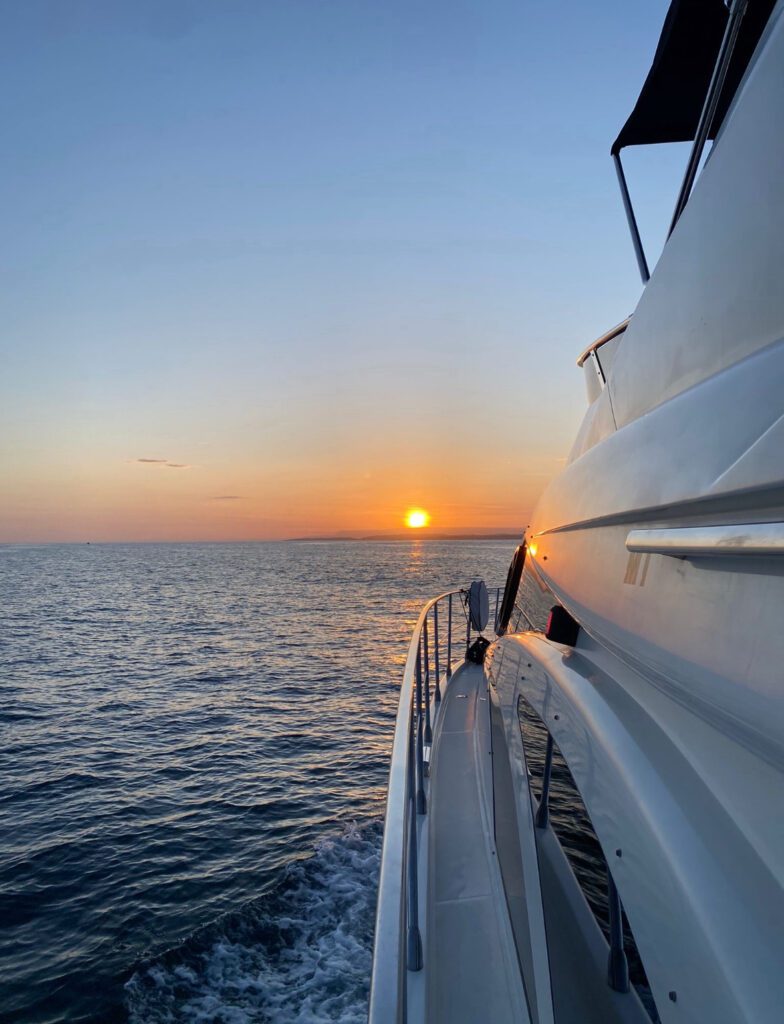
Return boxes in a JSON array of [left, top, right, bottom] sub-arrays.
[[125, 822, 381, 1023]]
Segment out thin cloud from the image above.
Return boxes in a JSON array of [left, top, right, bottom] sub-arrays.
[[131, 458, 191, 469], [209, 495, 245, 501]]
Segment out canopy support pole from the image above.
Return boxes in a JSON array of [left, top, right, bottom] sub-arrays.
[[613, 152, 650, 285]]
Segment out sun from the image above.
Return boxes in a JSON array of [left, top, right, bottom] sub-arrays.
[[405, 508, 430, 529]]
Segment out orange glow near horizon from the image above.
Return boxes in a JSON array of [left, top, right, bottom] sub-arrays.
[[405, 508, 430, 529], [0, 433, 564, 543]]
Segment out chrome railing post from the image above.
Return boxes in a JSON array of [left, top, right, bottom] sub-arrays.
[[415, 644, 426, 814], [494, 586, 500, 634], [447, 594, 453, 678], [433, 603, 441, 703], [668, 0, 748, 237], [423, 617, 432, 744], [465, 592, 471, 657], [607, 869, 630, 993], [535, 733, 554, 829], [406, 702, 423, 970]]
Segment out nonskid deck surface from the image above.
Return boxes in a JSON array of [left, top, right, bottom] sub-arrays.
[[426, 663, 529, 1024]]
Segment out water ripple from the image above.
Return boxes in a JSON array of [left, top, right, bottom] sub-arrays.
[[0, 540, 514, 1022]]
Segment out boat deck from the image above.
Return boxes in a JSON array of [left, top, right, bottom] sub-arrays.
[[425, 662, 529, 1023]]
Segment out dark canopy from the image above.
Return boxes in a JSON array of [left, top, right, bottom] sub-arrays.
[[612, 0, 775, 154]]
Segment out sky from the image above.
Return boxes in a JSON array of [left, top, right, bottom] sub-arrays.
[[0, 0, 689, 542]]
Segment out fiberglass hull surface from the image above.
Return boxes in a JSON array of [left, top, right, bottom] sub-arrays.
[[509, 7, 784, 1020]]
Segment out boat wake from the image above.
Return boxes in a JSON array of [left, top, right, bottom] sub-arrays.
[[125, 820, 382, 1023]]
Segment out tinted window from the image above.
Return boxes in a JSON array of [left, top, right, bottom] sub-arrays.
[[509, 559, 555, 633]]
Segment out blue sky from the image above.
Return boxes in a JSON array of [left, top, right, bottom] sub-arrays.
[[0, 0, 687, 541]]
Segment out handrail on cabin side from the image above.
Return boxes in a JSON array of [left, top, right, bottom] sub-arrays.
[[576, 317, 631, 369]]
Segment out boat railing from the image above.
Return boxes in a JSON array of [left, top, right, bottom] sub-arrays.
[[368, 583, 502, 1023], [533, 720, 630, 994]]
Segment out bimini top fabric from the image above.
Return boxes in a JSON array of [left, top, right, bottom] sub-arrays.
[[612, 0, 776, 154]]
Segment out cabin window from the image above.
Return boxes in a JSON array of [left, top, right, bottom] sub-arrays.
[[508, 559, 555, 634], [517, 694, 660, 1022]]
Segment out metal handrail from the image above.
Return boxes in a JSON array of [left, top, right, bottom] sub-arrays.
[[368, 588, 464, 1023], [576, 317, 631, 369], [369, 584, 503, 1022]]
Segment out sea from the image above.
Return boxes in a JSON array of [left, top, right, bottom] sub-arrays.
[[0, 540, 517, 1024]]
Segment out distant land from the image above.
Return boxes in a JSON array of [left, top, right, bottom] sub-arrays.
[[286, 530, 523, 542]]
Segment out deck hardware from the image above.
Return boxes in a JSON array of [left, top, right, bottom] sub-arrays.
[[406, 702, 423, 971], [669, 991, 677, 1003], [433, 604, 441, 703], [607, 869, 630, 993], [616, 849, 622, 858], [535, 733, 554, 829], [554, 714, 560, 721], [423, 619, 432, 744]]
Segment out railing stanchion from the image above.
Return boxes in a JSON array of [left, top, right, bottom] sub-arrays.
[[415, 643, 427, 814], [433, 603, 441, 703], [423, 617, 432, 743], [447, 594, 453, 678], [607, 869, 630, 993], [494, 586, 501, 634], [535, 733, 554, 829], [465, 591, 471, 658], [406, 702, 423, 970]]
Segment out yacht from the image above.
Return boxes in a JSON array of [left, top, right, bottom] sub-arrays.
[[369, 1, 784, 1021]]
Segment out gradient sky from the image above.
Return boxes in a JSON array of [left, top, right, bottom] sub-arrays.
[[1, 0, 689, 542]]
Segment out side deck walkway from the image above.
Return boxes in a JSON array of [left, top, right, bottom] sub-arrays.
[[426, 662, 530, 1024]]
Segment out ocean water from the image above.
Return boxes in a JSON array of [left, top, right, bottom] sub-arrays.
[[0, 540, 515, 1024]]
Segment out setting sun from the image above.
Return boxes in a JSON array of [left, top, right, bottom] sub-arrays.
[[405, 509, 430, 529]]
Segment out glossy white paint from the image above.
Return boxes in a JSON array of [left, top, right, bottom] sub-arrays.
[[515, 4, 784, 1021], [487, 633, 784, 1024]]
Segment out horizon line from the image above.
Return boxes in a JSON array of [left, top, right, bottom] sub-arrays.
[[0, 531, 524, 547]]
